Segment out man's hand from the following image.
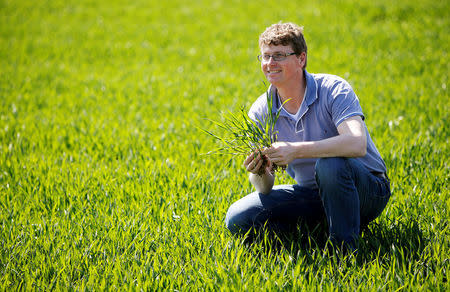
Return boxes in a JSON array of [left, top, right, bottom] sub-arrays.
[[262, 142, 297, 166], [244, 151, 273, 175], [245, 151, 275, 194]]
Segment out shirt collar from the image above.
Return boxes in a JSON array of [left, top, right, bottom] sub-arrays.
[[269, 70, 318, 114]]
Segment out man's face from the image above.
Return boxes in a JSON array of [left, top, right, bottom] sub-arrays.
[[260, 44, 305, 87]]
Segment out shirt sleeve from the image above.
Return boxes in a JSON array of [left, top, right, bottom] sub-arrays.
[[248, 92, 269, 128], [330, 80, 364, 126]]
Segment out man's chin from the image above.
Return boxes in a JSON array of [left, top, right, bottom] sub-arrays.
[[266, 78, 282, 87]]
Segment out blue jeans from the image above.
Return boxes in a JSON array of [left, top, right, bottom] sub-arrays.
[[225, 157, 391, 249]]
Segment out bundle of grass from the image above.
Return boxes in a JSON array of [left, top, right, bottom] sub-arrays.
[[203, 91, 288, 175]]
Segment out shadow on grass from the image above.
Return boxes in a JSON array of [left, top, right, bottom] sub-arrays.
[[239, 218, 427, 265], [358, 218, 427, 263]]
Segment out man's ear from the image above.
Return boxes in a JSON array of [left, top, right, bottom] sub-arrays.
[[298, 52, 307, 67]]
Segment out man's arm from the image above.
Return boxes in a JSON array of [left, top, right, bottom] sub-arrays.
[[244, 151, 275, 195], [263, 116, 367, 165]]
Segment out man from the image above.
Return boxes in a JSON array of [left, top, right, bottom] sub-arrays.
[[225, 22, 391, 251]]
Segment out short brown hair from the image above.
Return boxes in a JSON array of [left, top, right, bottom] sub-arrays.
[[259, 22, 308, 68]]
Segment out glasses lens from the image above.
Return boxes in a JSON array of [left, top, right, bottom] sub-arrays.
[[258, 53, 292, 62], [273, 53, 285, 61], [258, 53, 294, 62]]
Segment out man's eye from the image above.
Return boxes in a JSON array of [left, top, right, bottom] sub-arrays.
[[273, 53, 284, 58], [263, 55, 271, 59]]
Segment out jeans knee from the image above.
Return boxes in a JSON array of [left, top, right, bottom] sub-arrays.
[[225, 202, 244, 234], [315, 157, 348, 186]]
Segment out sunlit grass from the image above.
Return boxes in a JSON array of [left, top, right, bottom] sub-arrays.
[[0, 0, 448, 290]]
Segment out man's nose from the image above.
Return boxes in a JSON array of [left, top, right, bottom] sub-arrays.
[[267, 56, 277, 64]]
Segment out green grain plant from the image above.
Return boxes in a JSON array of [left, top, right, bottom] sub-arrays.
[[202, 90, 288, 174], [0, 0, 448, 290]]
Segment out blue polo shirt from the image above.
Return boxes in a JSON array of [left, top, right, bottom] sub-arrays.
[[248, 70, 387, 189]]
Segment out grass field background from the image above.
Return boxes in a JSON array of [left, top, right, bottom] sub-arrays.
[[1, 0, 449, 290]]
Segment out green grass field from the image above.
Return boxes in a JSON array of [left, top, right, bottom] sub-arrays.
[[1, 0, 449, 290]]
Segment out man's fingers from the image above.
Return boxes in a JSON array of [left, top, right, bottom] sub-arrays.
[[270, 156, 285, 165], [262, 147, 272, 155], [266, 152, 281, 161], [270, 157, 280, 164], [246, 156, 263, 173], [244, 150, 272, 173], [243, 152, 255, 166], [253, 158, 263, 172]]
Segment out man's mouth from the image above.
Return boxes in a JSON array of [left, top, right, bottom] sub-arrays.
[[267, 70, 281, 74]]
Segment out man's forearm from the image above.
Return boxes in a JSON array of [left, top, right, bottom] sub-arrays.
[[263, 117, 367, 165], [249, 172, 275, 195], [295, 115, 367, 159], [295, 134, 366, 159]]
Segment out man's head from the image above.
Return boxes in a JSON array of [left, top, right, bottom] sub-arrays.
[[259, 22, 307, 69]]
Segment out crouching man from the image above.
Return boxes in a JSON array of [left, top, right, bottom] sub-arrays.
[[225, 22, 391, 251]]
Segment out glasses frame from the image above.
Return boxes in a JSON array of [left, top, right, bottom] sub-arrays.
[[257, 52, 297, 62]]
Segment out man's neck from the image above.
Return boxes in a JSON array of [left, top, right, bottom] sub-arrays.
[[276, 74, 306, 114]]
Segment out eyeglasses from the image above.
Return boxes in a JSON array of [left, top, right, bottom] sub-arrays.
[[257, 52, 297, 62]]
